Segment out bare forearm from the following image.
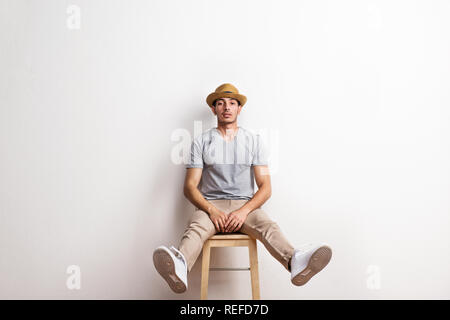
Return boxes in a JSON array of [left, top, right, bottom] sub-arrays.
[[183, 186, 216, 215], [239, 184, 271, 215]]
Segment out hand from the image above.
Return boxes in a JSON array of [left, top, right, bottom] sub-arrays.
[[224, 209, 248, 233], [209, 207, 228, 233]]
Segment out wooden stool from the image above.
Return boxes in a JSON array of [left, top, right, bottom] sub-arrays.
[[200, 233, 260, 300]]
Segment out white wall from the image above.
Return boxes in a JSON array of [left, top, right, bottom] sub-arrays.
[[1, 0, 449, 299]]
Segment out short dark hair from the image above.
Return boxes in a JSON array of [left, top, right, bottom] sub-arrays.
[[213, 98, 241, 107]]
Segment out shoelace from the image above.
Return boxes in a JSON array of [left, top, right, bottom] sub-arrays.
[[170, 246, 187, 266]]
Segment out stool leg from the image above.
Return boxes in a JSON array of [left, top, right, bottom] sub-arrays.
[[200, 241, 211, 300], [248, 239, 261, 300]]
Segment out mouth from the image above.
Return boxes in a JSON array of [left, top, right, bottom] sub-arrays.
[[223, 113, 232, 117]]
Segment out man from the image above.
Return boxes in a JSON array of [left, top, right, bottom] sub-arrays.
[[153, 83, 332, 294]]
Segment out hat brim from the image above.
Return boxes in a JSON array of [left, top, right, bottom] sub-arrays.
[[206, 92, 247, 108]]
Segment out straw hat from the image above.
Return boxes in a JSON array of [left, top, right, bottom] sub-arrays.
[[206, 83, 247, 108]]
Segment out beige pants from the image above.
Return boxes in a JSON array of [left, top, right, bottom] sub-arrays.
[[178, 199, 295, 273]]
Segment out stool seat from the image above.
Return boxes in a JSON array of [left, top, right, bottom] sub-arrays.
[[209, 233, 251, 240], [200, 233, 260, 300]]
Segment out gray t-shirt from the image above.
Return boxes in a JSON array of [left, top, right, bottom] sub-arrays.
[[185, 126, 269, 200]]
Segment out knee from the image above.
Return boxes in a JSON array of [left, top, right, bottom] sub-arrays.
[[186, 220, 216, 241], [243, 218, 279, 239], [260, 220, 280, 236]]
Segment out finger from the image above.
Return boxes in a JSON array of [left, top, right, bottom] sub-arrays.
[[233, 221, 242, 233], [227, 219, 235, 232], [224, 220, 230, 232], [226, 222, 232, 232], [224, 218, 230, 231], [214, 221, 220, 232], [224, 215, 232, 229]]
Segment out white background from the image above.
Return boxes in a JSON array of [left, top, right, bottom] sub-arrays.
[[1, 0, 449, 299]]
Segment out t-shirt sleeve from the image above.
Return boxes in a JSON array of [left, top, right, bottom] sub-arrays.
[[251, 134, 269, 166], [185, 136, 204, 169]]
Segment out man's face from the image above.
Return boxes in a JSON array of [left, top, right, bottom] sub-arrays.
[[211, 97, 242, 124]]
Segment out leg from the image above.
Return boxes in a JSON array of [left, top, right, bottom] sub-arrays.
[[248, 239, 261, 300], [240, 207, 295, 271], [178, 207, 217, 273], [200, 240, 211, 299]]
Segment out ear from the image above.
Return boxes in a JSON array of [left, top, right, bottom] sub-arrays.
[[210, 105, 217, 115], [237, 105, 243, 115]]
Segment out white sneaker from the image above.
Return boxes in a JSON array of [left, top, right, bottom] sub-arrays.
[[290, 243, 332, 286], [153, 245, 188, 293]]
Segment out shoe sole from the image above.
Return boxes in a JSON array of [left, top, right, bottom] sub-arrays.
[[291, 245, 332, 286], [153, 248, 187, 293]]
